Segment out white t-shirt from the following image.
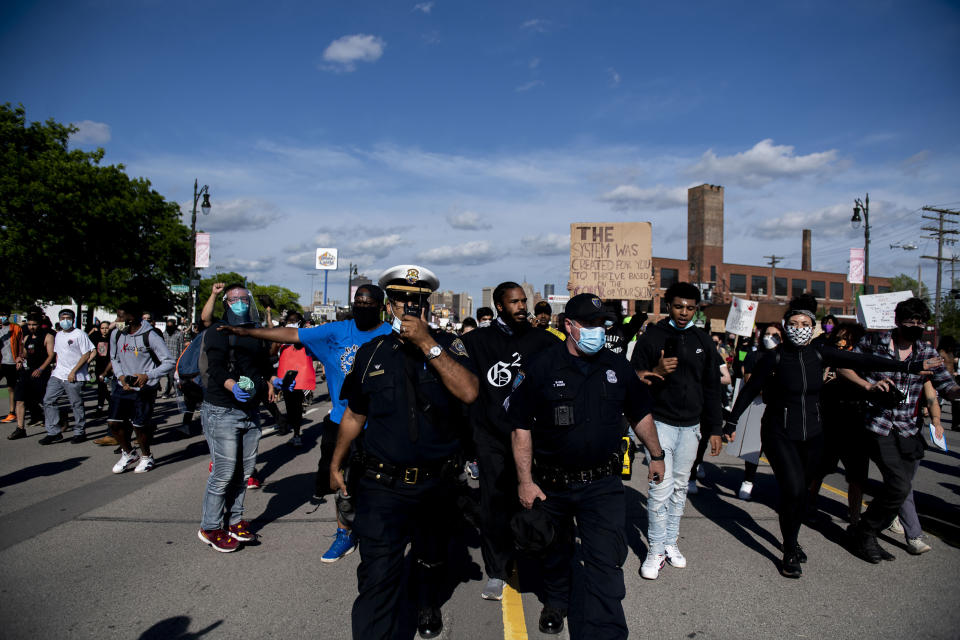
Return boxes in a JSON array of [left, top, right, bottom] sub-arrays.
[[52, 329, 95, 381]]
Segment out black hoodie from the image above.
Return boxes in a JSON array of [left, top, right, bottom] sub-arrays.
[[630, 318, 722, 435]]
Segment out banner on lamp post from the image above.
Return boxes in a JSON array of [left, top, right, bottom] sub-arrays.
[[195, 233, 211, 268], [848, 248, 864, 284]]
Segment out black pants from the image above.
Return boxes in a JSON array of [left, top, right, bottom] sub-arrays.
[[813, 407, 869, 485], [474, 427, 517, 580], [315, 414, 340, 496], [760, 425, 823, 550], [540, 474, 627, 640], [283, 390, 305, 436], [690, 423, 710, 478], [860, 431, 916, 536], [351, 475, 456, 640]]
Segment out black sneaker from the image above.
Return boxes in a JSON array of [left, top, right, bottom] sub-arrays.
[[780, 550, 803, 578], [795, 543, 808, 563], [852, 533, 883, 564], [38, 433, 63, 445], [7, 427, 26, 440], [417, 606, 443, 639], [538, 606, 566, 635], [71, 434, 86, 444]]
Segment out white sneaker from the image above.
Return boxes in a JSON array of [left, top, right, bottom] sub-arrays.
[[696, 464, 706, 480], [481, 577, 505, 600], [906, 537, 931, 555], [687, 480, 698, 495], [112, 449, 140, 474], [134, 456, 155, 473], [640, 552, 666, 579], [739, 481, 753, 501], [664, 544, 687, 568], [887, 516, 904, 535]]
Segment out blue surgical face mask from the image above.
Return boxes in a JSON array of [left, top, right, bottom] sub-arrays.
[[59, 319, 74, 330], [576, 326, 606, 354], [0, 316, 7, 323], [391, 313, 403, 334], [229, 301, 249, 316], [669, 319, 694, 331]]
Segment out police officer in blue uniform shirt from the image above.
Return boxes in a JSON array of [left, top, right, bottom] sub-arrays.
[[507, 293, 665, 638], [330, 264, 479, 640]]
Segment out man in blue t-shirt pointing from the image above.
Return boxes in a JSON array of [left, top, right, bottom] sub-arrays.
[[219, 284, 391, 562]]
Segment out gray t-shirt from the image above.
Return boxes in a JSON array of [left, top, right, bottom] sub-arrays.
[[0, 325, 14, 365]]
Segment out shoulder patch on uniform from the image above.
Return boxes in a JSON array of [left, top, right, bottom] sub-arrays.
[[450, 338, 468, 357], [606, 369, 617, 383], [368, 369, 385, 377]]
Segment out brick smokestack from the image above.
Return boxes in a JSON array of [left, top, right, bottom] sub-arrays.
[[802, 229, 812, 272]]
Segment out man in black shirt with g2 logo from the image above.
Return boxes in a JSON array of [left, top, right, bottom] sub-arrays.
[[508, 293, 664, 638]]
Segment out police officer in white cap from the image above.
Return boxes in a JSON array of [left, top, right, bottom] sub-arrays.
[[331, 264, 479, 640]]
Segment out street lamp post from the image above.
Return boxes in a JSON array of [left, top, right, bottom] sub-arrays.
[[851, 193, 870, 296], [189, 179, 212, 323]]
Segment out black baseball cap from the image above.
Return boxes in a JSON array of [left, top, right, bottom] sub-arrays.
[[564, 293, 616, 324]]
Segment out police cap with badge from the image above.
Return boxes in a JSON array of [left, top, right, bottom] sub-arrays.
[[564, 293, 616, 326], [378, 264, 439, 319]]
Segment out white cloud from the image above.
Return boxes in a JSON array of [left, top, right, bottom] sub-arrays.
[[215, 256, 276, 274], [447, 211, 491, 230], [413, 2, 434, 13], [522, 233, 568, 256], [608, 68, 621, 87], [687, 139, 839, 188], [350, 234, 405, 258], [69, 120, 111, 145], [521, 19, 549, 33], [516, 80, 544, 93], [285, 251, 317, 270], [599, 184, 687, 211], [751, 203, 856, 240], [321, 34, 386, 72], [185, 198, 279, 233], [529, 57, 540, 70], [418, 241, 498, 265]]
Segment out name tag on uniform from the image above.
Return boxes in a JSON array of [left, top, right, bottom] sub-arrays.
[[368, 369, 385, 377]]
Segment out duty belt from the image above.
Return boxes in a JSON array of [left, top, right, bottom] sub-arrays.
[[534, 454, 622, 487], [362, 453, 457, 486]]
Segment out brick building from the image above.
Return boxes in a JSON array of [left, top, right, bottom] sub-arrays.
[[645, 184, 890, 322]]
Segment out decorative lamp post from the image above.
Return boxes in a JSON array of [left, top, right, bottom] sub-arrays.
[[851, 193, 870, 296], [190, 179, 212, 323]]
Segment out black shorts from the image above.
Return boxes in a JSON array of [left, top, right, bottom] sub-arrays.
[[0, 364, 17, 388], [14, 370, 48, 404], [108, 383, 159, 428]]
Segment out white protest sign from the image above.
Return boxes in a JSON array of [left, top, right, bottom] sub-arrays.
[[856, 290, 914, 330], [725, 297, 759, 337]]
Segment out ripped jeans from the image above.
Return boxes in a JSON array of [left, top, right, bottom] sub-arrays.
[[646, 421, 701, 554]]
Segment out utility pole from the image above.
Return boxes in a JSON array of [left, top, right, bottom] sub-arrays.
[[764, 254, 784, 301], [920, 206, 960, 330]]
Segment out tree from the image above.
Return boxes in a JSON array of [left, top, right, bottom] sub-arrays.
[[0, 103, 191, 319], [196, 272, 302, 323], [887, 274, 929, 304]]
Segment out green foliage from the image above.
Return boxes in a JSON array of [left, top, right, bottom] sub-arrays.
[[888, 274, 929, 303], [197, 272, 303, 322], [0, 103, 190, 314]]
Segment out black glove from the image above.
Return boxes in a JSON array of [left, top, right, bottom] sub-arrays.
[[907, 360, 925, 375], [722, 419, 738, 437]]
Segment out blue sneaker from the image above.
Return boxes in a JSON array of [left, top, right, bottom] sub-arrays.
[[321, 527, 357, 563]]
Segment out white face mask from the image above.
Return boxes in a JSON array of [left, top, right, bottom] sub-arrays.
[[285, 323, 299, 328], [762, 334, 780, 350], [478, 320, 491, 328]]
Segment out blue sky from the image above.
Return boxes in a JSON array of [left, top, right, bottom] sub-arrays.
[[3, 0, 959, 308]]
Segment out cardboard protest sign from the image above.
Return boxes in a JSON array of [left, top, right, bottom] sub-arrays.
[[569, 223, 653, 299], [725, 297, 758, 337], [856, 290, 914, 330]]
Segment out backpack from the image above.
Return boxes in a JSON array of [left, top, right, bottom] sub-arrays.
[[111, 327, 162, 367], [176, 334, 205, 385]]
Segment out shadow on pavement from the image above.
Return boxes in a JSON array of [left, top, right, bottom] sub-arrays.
[[138, 616, 223, 639], [0, 456, 88, 488], [255, 472, 318, 526]]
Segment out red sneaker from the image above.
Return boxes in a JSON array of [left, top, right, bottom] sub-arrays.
[[228, 520, 256, 542], [197, 528, 239, 553], [208, 460, 213, 473], [1, 413, 16, 423], [246, 475, 261, 489]]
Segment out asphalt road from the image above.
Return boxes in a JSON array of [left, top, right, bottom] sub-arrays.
[[0, 380, 958, 640]]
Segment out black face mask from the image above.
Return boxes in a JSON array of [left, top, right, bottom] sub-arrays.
[[899, 325, 924, 343], [353, 306, 381, 331]]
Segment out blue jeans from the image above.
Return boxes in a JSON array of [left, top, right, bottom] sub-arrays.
[[200, 402, 261, 531], [646, 421, 701, 554], [43, 376, 86, 436]]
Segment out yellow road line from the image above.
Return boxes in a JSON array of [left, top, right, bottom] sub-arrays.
[[502, 573, 528, 640], [821, 481, 868, 507]]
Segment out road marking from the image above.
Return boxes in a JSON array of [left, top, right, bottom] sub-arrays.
[[305, 408, 319, 416], [502, 574, 528, 640], [820, 481, 868, 507]]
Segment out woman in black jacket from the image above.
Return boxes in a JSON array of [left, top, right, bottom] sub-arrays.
[[726, 295, 938, 578]]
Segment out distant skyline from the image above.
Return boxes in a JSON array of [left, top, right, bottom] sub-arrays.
[[3, 1, 958, 311]]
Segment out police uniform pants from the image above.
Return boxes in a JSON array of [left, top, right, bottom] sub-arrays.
[[540, 474, 628, 640], [475, 427, 517, 580], [352, 475, 456, 640]]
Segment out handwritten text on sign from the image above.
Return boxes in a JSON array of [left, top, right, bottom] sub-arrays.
[[569, 222, 653, 299]]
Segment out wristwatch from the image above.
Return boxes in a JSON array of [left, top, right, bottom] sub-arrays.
[[425, 344, 443, 361], [649, 450, 665, 461]]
